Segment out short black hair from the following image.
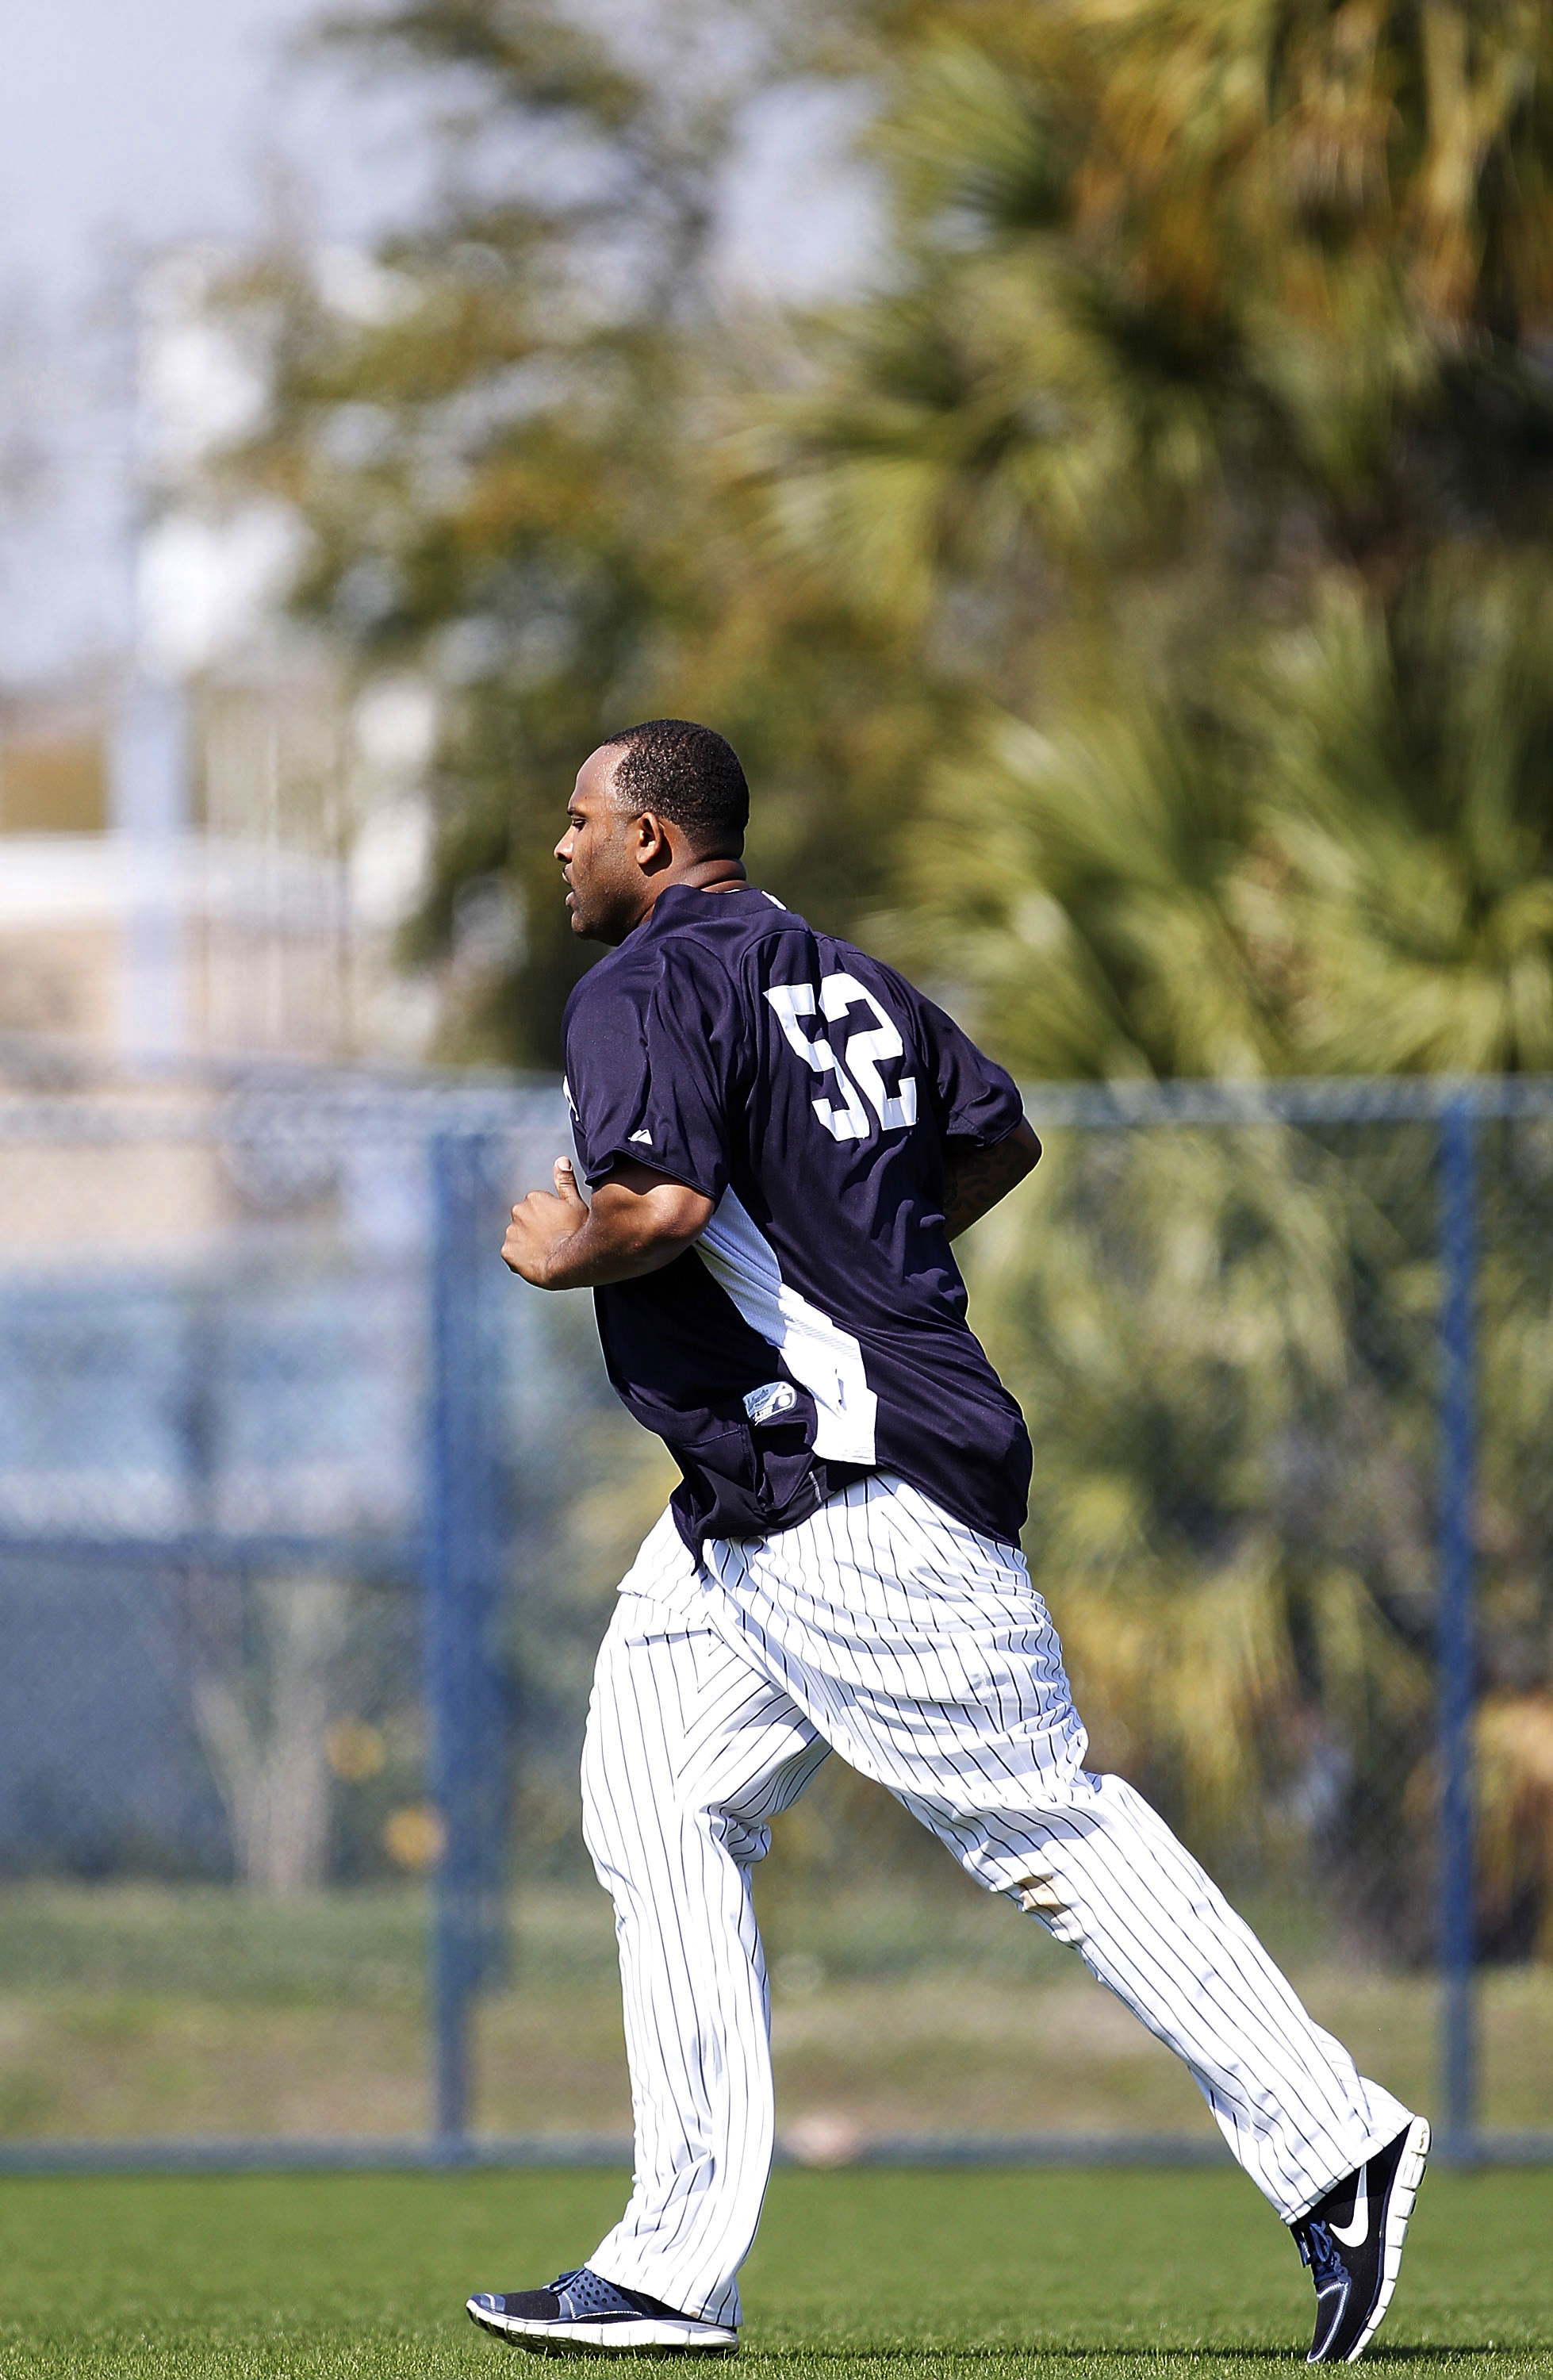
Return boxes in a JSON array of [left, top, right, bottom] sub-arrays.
[[600, 718, 749, 849]]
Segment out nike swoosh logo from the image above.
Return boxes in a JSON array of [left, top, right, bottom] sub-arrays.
[[1329, 2165, 1369, 2248]]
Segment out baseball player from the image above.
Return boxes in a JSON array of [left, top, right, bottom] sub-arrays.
[[470, 719, 1428, 2364]]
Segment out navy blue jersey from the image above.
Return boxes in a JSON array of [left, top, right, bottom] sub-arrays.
[[562, 883, 1033, 1550]]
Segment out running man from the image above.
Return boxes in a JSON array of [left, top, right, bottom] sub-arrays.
[[470, 719, 1428, 2364]]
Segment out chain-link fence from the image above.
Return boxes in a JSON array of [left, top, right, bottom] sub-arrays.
[[0, 1065, 1548, 2169]]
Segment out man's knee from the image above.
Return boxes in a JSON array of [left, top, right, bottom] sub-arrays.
[[581, 1784, 773, 1909]]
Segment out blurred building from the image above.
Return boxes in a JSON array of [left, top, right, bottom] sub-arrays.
[[0, 653, 439, 1069], [0, 245, 441, 1082]]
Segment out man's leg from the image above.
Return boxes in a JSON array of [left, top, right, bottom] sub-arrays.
[[702, 1476, 1411, 2226], [961, 1769, 1409, 2218], [580, 1534, 828, 2330]]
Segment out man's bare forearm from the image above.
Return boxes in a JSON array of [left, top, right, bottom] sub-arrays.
[[520, 1202, 700, 1290], [503, 1159, 714, 1289], [943, 1119, 1041, 1240]]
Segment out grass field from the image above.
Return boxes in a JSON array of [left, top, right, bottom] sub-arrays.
[[3, 1883, 1553, 2144], [0, 2165, 1547, 2378]]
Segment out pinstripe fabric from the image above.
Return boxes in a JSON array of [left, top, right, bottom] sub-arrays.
[[581, 1479, 1410, 2324]]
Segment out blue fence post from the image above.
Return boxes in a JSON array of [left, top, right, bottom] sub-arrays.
[[1437, 1097, 1478, 2165], [424, 1127, 512, 2158]]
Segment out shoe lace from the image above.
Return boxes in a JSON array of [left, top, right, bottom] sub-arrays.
[[1294, 2217, 1344, 2285]]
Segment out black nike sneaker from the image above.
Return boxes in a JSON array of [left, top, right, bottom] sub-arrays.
[[467, 2266, 738, 2355], [1290, 2114, 1431, 2362]]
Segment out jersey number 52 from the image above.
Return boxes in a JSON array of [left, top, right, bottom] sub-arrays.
[[765, 976, 919, 1142]]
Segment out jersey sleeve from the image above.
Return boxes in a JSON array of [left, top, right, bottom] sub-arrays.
[[912, 989, 1026, 1147], [563, 946, 738, 1201]]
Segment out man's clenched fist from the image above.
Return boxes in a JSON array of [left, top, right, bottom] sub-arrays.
[[501, 1156, 589, 1284]]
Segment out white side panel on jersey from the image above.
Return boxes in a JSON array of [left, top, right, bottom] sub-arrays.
[[694, 1190, 877, 1465]]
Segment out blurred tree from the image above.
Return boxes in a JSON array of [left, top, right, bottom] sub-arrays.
[[753, 0, 1553, 1078], [215, 0, 946, 1066], [1253, 557, 1553, 1074], [220, 0, 1553, 1077], [894, 549, 1553, 1078]]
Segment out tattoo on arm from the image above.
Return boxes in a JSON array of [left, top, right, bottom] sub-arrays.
[[943, 1120, 1041, 1240]]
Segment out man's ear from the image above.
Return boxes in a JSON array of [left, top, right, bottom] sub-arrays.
[[633, 810, 673, 873]]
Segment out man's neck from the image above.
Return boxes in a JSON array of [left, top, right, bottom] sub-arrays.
[[605, 858, 749, 943], [677, 858, 747, 896], [638, 859, 747, 923]]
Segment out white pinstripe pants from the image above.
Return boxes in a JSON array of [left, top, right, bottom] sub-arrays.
[[580, 1475, 1409, 2327]]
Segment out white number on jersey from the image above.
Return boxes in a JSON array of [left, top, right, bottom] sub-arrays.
[[765, 974, 919, 1142]]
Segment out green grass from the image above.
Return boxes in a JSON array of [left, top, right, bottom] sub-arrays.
[[5, 1883, 1553, 2142], [0, 1884, 433, 2005], [0, 2166, 1546, 2378]]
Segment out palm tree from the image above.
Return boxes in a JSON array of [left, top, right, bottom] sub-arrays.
[[1256, 556, 1553, 1076], [746, 1, 1553, 1082], [880, 694, 1275, 1080], [756, 2, 1553, 601]]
